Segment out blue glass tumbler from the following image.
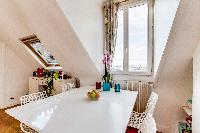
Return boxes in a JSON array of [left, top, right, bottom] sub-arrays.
[[115, 84, 120, 92]]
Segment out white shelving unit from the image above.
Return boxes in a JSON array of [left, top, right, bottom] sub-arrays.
[[182, 106, 192, 117], [29, 77, 47, 94]]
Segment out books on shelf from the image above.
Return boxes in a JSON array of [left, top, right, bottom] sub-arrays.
[[179, 98, 192, 133], [186, 117, 192, 128], [179, 122, 192, 133], [187, 99, 192, 109], [182, 98, 192, 117], [182, 106, 192, 117]]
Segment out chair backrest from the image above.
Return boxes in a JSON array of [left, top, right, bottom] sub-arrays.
[[145, 92, 158, 115], [139, 113, 157, 133], [40, 91, 48, 99], [20, 91, 48, 105], [67, 83, 75, 89], [61, 83, 74, 92]]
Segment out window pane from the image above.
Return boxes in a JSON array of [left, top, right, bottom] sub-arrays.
[[112, 9, 124, 72], [128, 4, 148, 72], [32, 42, 58, 65]]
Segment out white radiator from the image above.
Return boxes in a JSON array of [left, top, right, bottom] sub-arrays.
[[126, 81, 152, 113]]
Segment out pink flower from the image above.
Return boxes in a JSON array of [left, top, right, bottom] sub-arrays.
[[102, 53, 113, 66]]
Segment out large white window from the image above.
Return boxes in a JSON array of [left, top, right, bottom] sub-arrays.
[[112, 1, 153, 75], [112, 10, 124, 72]]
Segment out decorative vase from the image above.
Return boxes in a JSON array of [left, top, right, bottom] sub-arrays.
[[103, 82, 111, 91], [96, 82, 101, 89], [115, 84, 120, 92]]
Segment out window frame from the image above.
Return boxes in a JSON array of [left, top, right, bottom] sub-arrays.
[[111, 0, 154, 76], [20, 34, 62, 69]]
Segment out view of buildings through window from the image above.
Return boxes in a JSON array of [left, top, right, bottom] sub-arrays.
[[112, 3, 149, 73], [112, 9, 124, 72], [32, 42, 58, 65], [20, 34, 60, 67], [128, 4, 148, 72]]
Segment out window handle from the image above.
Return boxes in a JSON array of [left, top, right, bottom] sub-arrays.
[[125, 47, 128, 53]]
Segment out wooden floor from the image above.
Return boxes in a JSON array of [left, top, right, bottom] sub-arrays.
[[0, 108, 21, 133]]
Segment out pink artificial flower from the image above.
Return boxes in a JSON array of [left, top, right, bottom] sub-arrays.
[[102, 53, 113, 68]]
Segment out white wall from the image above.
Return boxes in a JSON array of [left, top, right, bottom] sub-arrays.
[[193, 43, 200, 133], [56, 0, 104, 74], [154, 0, 200, 132], [8, 0, 103, 86], [0, 0, 102, 86], [0, 43, 5, 108], [154, 0, 180, 75], [0, 42, 34, 108]]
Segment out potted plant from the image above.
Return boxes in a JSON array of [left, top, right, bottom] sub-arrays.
[[43, 70, 59, 96], [102, 52, 112, 91]]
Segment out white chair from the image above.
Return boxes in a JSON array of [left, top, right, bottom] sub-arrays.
[[128, 92, 158, 132], [20, 123, 38, 133], [67, 83, 75, 88], [39, 91, 48, 99], [20, 91, 47, 133], [20, 91, 47, 105], [145, 92, 159, 115], [61, 84, 70, 92], [61, 83, 75, 92], [139, 113, 157, 133]]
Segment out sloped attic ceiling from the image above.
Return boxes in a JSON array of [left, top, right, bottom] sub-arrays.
[[56, 0, 104, 74], [154, 0, 200, 132], [0, 1, 41, 69], [0, 0, 103, 85]]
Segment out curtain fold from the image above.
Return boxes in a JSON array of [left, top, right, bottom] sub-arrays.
[[103, 0, 130, 56], [103, 0, 146, 57], [103, 0, 129, 72], [103, 1, 119, 56]]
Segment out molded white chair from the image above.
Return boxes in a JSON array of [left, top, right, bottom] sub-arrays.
[[67, 83, 75, 88], [20, 123, 38, 133], [145, 92, 159, 115], [128, 92, 158, 132], [20, 91, 47, 133], [40, 91, 48, 99], [139, 113, 157, 133], [61, 83, 75, 92], [20, 91, 47, 105]]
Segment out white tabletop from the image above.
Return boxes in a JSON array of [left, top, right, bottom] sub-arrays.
[[6, 86, 138, 133]]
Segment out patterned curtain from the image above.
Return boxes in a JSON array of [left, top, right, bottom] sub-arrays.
[[103, 1, 119, 56], [103, 0, 129, 56]]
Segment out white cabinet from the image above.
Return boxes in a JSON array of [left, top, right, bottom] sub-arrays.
[[29, 77, 76, 95], [53, 80, 62, 94], [29, 77, 46, 94]]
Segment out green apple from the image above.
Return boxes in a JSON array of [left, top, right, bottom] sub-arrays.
[[90, 92, 96, 99]]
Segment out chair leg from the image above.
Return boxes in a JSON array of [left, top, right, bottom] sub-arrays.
[[20, 123, 28, 133], [20, 122, 38, 133]]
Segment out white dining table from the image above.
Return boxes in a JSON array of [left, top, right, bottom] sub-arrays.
[[6, 86, 138, 133]]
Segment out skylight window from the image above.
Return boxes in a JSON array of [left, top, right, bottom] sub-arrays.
[[20, 34, 61, 69], [31, 42, 58, 65]]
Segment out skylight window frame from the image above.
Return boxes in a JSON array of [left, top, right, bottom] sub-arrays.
[[20, 34, 61, 68], [111, 0, 154, 76]]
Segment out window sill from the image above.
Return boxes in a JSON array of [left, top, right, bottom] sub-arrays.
[[45, 66, 63, 70], [112, 74, 154, 82], [111, 71, 152, 76]]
